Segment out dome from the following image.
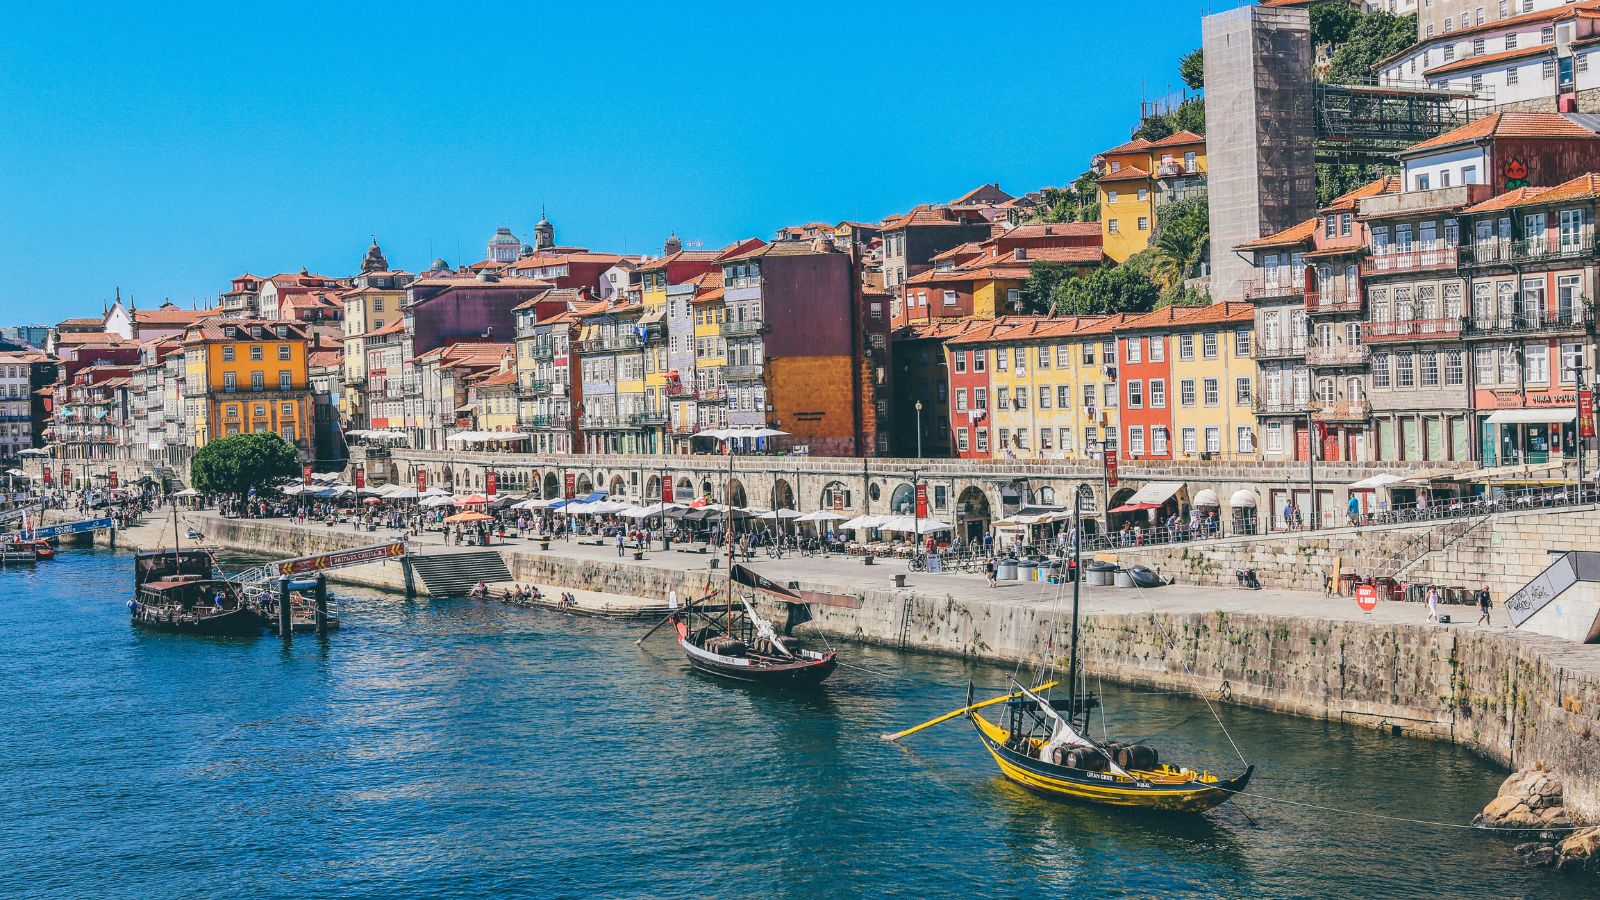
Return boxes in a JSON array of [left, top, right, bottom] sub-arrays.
[[430, 258, 449, 271], [663, 231, 682, 255]]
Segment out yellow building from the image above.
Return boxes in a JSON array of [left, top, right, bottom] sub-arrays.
[[469, 362, 520, 435], [181, 318, 313, 454], [1164, 302, 1258, 461], [340, 241, 411, 427], [1095, 131, 1207, 263]]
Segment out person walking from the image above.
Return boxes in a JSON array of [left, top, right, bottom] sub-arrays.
[[1475, 585, 1492, 626], [984, 556, 997, 588], [615, 531, 626, 557], [1426, 584, 1441, 623]]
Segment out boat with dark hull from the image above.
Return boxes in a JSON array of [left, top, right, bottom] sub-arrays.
[[131, 548, 265, 637]]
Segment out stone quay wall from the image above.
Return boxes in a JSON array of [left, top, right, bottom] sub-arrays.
[[92, 513, 1600, 821]]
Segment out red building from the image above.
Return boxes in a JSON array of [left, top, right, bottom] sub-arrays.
[[1116, 308, 1180, 461]]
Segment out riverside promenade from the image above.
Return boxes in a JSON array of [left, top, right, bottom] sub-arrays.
[[95, 504, 1600, 822]]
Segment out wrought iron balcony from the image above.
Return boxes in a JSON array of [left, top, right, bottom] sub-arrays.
[[1309, 400, 1370, 422], [637, 410, 669, 426], [1459, 235, 1597, 268], [1363, 317, 1463, 343], [1304, 343, 1370, 367], [530, 344, 556, 361], [1462, 306, 1592, 337], [720, 320, 766, 337], [1251, 341, 1306, 361], [579, 335, 642, 353], [524, 414, 570, 430], [723, 364, 764, 381], [515, 379, 551, 398], [1242, 277, 1306, 302], [1360, 247, 1458, 276], [1252, 398, 1308, 416], [1304, 290, 1362, 315]]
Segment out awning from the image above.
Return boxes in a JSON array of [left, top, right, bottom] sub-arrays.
[[1125, 482, 1184, 506], [1485, 408, 1578, 425], [1192, 489, 1220, 507], [1229, 489, 1258, 509], [1349, 473, 1405, 489], [638, 307, 665, 325]]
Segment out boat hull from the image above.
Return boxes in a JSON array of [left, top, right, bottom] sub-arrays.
[[131, 604, 266, 637], [676, 629, 837, 688], [972, 712, 1252, 813]]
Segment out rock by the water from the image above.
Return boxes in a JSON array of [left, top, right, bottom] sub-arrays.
[[1516, 842, 1558, 867], [1556, 826, 1600, 872], [1477, 767, 1569, 829]]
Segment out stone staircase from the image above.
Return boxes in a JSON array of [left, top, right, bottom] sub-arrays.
[[407, 551, 513, 597]]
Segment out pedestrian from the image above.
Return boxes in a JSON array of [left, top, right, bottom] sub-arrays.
[[1426, 584, 1441, 623], [616, 532, 625, 557], [1347, 494, 1360, 526], [1475, 585, 1492, 626], [984, 556, 997, 588]]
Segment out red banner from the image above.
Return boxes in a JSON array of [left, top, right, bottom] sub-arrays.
[[563, 473, 576, 499], [1582, 391, 1596, 439], [832, 490, 844, 511], [108, 470, 118, 489], [61, 467, 70, 488], [416, 469, 427, 492], [303, 464, 313, 486], [914, 484, 928, 518], [661, 477, 674, 503], [486, 470, 498, 497], [354, 465, 365, 489], [42, 466, 51, 486], [1105, 453, 1118, 489]]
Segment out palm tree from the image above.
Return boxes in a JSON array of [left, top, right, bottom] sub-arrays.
[[1148, 197, 1210, 291]]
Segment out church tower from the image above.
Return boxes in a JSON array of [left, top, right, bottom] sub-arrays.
[[663, 231, 682, 256], [533, 207, 555, 251], [360, 238, 389, 274]]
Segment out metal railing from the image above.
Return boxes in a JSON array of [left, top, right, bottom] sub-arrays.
[[1363, 318, 1463, 342], [1252, 398, 1308, 415], [723, 364, 764, 381], [1459, 236, 1596, 268], [1252, 342, 1306, 361], [1304, 290, 1362, 314], [720, 320, 766, 337], [1305, 343, 1370, 366], [1360, 247, 1458, 276], [1308, 399, 1369, 421], [1242, 278, 1306, 301], [1463, 306, 1591, 336]]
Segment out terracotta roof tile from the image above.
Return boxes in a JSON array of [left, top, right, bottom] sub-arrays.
[[1404, 112, 1600, 155], [1100, 137, 1153, 156], [1098, 165, 1152, 184], [1424, 43, 1551, 78], [1461, 173, 1600, 213], [1145, 130, 1206, 149], [1234, 217, 1319, 251]]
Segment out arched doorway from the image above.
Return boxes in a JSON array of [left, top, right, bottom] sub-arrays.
[[1075, 483, 1096, 513], [576, 474, 594, 495], [646, 475, 661, 501], [543, 472, 558, 499], [955, 486, 991, 542], [1106, 487, 1138, 536], [608, 475, 627, 499], [677, 476, 694, 500], [820, 480, 851, 511], [700, 480, 714, 501], [771, 478, 795, 511], [889, 482, 916, 515], [727, 478, 747, 508]]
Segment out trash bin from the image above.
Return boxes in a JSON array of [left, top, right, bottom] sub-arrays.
[[1019, 561, 1038, 582], [1113, 568, 1135, 588], [997, 559, 1019, 581], [1085, 561, 1116, 586]]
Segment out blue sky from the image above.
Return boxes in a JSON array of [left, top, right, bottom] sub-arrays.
[[0, 1, 1219, 323]]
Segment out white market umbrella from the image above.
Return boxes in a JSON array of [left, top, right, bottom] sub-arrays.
[[877, 516, 951, 534], [386, 487, 421, 500], [838, 514, 885, 531], [172, 488, 200, 497], [1349, 473, 1406, 489], [796, 510, 847, 523]]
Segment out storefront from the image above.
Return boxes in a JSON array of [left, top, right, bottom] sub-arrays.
[[1480, 407, 1576, 466]]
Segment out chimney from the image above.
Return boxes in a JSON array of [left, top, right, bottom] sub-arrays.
[[1013, 248, 1027, 261], [1044, 225, 1054, 236]]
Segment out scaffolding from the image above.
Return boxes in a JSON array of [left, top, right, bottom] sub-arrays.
[[1314, 80, 1486, 168]]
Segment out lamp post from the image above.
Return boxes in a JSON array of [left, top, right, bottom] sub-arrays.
[[914, 400, 923, 459]]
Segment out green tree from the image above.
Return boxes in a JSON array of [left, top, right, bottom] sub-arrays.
[[1053, 264, 1161, 316], [190, 431, 301, 496], [1029, 170, 1101, 224], [1021, 261, 1078, 314], [1179, 48, 1204, 90], [1309, 1, 1361, 47], [1147, 193, 1210, 291], [1325, 12, 1415, 84]]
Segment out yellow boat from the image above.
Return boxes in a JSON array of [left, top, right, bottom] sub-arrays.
[[968, 686, 1253, 813]]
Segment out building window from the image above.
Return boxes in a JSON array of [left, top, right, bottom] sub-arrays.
[[976, 428, 988, 452], [278, 345, 291, 360], [973, 351, 986, 372], [955, 389, 967, 412], [1137, 217, 1149, 232], [222, 346, 235, 362], [279, 371, 292, 391], [1058, 385, 1071, 407], [957, 428, 969, 452], [1150, 379, 1166, 408], [1127, 380, 1144, 408], [1039, 428, 1053, 451], [953, 351, 966, 374], [1527, 343, 1549, 383], [1129, 426, 1145, 456], [250, 345, 263, 361], [1544, 59, 1556, 80], [1148, 336, 1164, 362], [1396, 352, 1415, 388], [1107, 190, 1119, 204], [1237, 426, 1255, 453], [1178, 334, 1194, 360], [1137, 188, 1148, 202], [1203, 378, 1220, 406], [1180, 379, 1196, 406], [1182, 427, 1197, 454], [223, 372, 236, 392], [1151, 426, 1168, 455], [1542, 25, 1555, 44], [1266, 421, 1283, 452], [1039, 386, 1051, 409], [1108, 219, 1120, 234], [1125, 337, 1142, 364], [1475, 347, 1496, 385], [995, 348, 1008, 371], [1507, 66, 1519, 86], [1202, 332, 1218, 358], [1445, 350, 1465, 386], [1419, 351, 1439, 387], [1037, 345, 1051, 368], [998, 428, 1010, 448], [974, 387, 987, 409], [1082, 342, 1096, 365], [943, 290, 957, 307], [1205, 427, 1221, 453], [997, 387, 1010, 410]]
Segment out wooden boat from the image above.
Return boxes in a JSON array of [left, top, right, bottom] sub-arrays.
[[4, 537, 55, 560], [888, 501, 1253, 814], [129, 508, 264, 637], [0, 543, 39, 564]]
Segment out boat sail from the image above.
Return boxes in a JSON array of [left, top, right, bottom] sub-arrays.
[[890, 500, 1252, 813]]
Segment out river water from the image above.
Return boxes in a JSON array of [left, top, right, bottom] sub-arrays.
[[0, 548, 1589, 898]]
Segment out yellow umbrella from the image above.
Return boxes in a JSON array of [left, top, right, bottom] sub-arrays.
[[444, 511, 494, 523]]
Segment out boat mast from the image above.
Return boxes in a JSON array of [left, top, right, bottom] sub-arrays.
[[1067, 498, 1082, 726], [726, 439, 735, 636]]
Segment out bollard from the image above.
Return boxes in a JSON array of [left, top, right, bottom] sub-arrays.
[[277, 576, 292, 641], [401, 554, 417, 599], [314, 574, 329, 636]]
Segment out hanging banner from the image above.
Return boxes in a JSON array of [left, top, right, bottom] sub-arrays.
[[303, 464, 313, 486], [42, 466, 51, 487], [563, 473, 576, 499], [354, 465, 366, 490], [61, 467, 71, 488], [832, 490, 844, 512], [661, 477, 674, 504], [108, 470, 118, 489], [1581, 390, 1596, 439], [1105, 453, 1118, 489], [486, 470, 498, 497], [416, 469, 428, 492], [915, 484, 928, 518]]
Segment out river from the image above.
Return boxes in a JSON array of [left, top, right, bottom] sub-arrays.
[[0, 547, 1589, 898]]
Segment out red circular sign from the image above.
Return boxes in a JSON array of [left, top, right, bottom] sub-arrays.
[[1355, 584, 1379, 612]]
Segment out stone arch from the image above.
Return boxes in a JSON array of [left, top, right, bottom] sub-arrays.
[[1075, 483, 1096, 512], [700, 479, 714, 500], [955, 486, 991, 542], [543, 472, 558, 499], [1075, 484, 1100, 537], [727, 478, 748, 508], [576, 473, 594, 495], [770, 478, 795, 511], [889, 482, 916, 515], [646, 475, 661, 501], [607, 474, 627, 498], [1106, 487, 1141, 533], [820, 480, 851, 511], [677, 476, 695, 499], [1036, 485, 1057, 506]]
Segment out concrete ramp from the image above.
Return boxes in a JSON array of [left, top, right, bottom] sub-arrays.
[[1507, 552, 1600, 643]]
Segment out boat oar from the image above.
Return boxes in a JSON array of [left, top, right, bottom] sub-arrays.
[[882, 680, 1059, 742]]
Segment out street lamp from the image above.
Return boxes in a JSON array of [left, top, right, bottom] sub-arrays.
[[914, 400, 923, 459]]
